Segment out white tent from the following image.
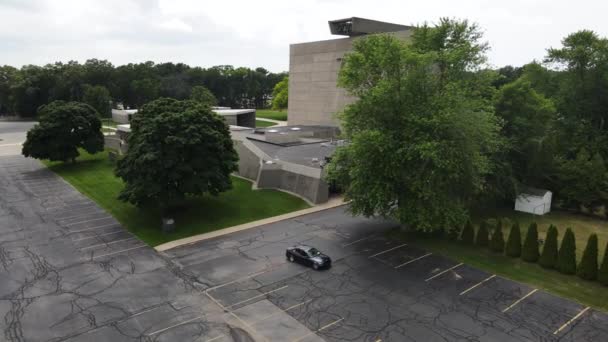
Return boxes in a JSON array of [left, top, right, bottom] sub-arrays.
[[515, 187, 552, 215]]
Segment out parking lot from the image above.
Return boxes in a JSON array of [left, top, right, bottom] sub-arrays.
[[166, 208, 608, 342]]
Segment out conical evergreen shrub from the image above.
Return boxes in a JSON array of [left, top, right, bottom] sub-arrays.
[[577, 234, 598, 281], [599, 242, 608, 286], [505, 222, 522, 257], [522, 222, 539, 262], [539, 225, 559, 269], [557, 228, 577, 275], [476, 221, 489, 247], [490, 219, 505, 253], [461, 220, 474, 245]]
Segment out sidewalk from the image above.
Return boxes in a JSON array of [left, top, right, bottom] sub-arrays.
[[155, 197, 347, 251]]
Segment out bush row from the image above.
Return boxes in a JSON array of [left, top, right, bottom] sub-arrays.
[[459, 220, 608, 285]]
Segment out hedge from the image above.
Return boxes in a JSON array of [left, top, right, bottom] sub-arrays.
[[505, 222, 522, 257], [577, 233, 598, 281], [557, 228, 577, 275], [522, 222, 539, 262], [539, 225, 559, 269], [476, 221, 489, 247], [461, 220, 475, 245], [490, 219, 505, 253]]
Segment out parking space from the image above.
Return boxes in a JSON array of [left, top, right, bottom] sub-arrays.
[[166, 207, 608, 341]]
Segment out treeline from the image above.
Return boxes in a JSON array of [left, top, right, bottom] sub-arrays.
[[0, 60, 287, 117], [490, 30, 608, 215]]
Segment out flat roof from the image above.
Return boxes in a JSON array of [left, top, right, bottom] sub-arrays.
[[213, 109, 255, 116]]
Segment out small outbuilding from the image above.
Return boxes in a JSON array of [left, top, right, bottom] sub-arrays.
[[515, 187, 552, 215]]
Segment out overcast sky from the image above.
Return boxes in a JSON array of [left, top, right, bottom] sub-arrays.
[[1, 0, 607, 72]]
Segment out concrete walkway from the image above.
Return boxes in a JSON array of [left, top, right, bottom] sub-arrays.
[[155, 196, 346, 251], [256, 117, 287, 126]]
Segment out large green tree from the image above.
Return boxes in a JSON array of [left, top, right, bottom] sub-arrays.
[[115, 98, 238, 215], [22, 101, 104, 162], [494, 79, 556, 189], [326, 19, 501, 231]]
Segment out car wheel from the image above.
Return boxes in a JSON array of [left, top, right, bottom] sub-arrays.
[[313, 263, 319, 270], [288, 255, 295, 263]]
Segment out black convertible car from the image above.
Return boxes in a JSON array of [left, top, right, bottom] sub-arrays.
[[286, 245, 331, 270]]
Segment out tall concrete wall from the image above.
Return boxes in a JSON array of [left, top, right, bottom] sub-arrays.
[[288, 30, 412, 127], [233, 140, 260, 181]]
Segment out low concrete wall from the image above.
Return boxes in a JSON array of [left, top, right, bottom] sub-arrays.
[[104, 134, 128, 154], [257, 164, 329, 204], [233, 140, 260, 181]]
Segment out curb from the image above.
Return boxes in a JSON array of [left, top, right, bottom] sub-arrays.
[[154, 198, 347, 252]]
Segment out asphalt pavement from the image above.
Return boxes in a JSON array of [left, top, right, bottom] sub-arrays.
[[1, 121, 607, 342]]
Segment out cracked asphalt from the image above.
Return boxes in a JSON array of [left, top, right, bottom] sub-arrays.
[[1, 122, 608, 341]]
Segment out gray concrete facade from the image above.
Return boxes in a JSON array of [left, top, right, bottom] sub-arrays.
[[288, 19, 413, 127]]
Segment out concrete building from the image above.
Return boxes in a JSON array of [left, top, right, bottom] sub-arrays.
[[231, 125, 342, 204], [288, 17, 413, 126], [111, 107, 256, 128]]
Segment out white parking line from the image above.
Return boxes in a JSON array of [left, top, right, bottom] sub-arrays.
[[91, 245, 147, 259], [147, 315, 204, 336], [205, 270, 269, 293], [69, 223, 119, 234], [369, 243, 408, 258], [64, 216, 112, 226], [553, 307, 590, 335], [73, 229, 124, 242], [251, 299, 314, 324], [342, 236, 373, 247], [425, 263, 463, 282], [292, 317, 344, 342], [80, 237, 137, 251], [459, 275, 496, 296], [226, 286, 289, 309], [394, 253, 432, 269], [502, 289, 538, 313]]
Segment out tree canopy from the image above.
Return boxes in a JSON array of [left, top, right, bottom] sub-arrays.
[[115, 98, 238, 213], [190, 85, 218, 106], [326, 19, 501, 231], [1, 60, 286, 117], [271, 76, 288, 111], [22, 101, 104, 162]]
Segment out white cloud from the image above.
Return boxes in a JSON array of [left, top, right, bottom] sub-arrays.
[[1, 0, 607, 71]]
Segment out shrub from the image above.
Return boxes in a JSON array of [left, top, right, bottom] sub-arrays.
[[577, 234, 598, 281], [539, 225, 559, 269], [461, 220, 474, 245], [599, 242, 608, 286], [557, 228, 577, 275], [505, 222, 522, 257], [522, 222, 539, 262], [476, 221, 489, 247], [490, 219, 505, 253]]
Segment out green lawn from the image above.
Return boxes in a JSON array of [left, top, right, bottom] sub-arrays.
[[44, 150, 310, 246], [256, 119, 276, 128], [256, 109, 287, 121]]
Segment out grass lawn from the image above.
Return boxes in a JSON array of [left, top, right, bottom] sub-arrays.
[[391, 230, 608, 312], [256, 109, 287, 121], [473, 208, 608, 261], [256, 119, 276, 128], [44, 150, 310, 246]]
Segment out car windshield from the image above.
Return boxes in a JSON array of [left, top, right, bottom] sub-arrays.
[[308, 248, 321, 256]]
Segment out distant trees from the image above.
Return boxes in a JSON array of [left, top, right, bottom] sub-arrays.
[[22, 101, 104, 162], [0, 60, 286, 117], [271, 76, 288, 111], [115, 98, 238, 214], [83, 85, 111, 117], [190, 85, 217, 106]]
